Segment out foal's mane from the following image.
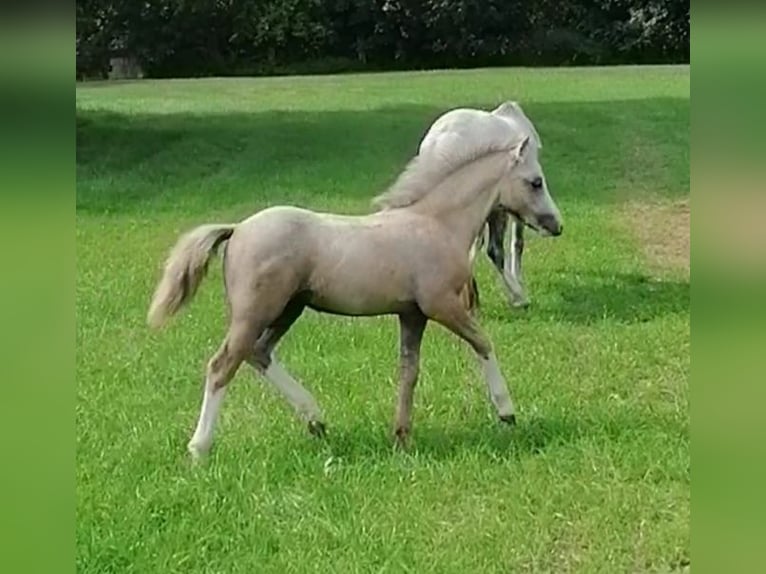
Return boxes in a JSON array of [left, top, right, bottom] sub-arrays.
[[373, 138, 514, 210]]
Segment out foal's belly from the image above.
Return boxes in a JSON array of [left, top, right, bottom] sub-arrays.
[[305, 227, 421, 316], [305, 258, 415, 316], [305, 292, 416, 317]]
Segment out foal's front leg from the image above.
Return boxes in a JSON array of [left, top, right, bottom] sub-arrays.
[[393, 310, 427, 446], [427, 295, 516, 423]]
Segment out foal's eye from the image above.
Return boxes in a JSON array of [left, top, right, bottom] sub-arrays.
[[530, 177, 543, 190]]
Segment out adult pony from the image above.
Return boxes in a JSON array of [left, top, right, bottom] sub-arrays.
[[419, 101, 563, 309]]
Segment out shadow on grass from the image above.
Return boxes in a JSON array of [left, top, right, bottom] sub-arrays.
[[311, 409, 682, 465], [481, 272, 689, 325], [176, 407, 685, 481], [76, 97, 689, 215]]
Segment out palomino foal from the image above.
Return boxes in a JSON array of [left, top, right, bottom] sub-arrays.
[[148, 135, 561, 458]]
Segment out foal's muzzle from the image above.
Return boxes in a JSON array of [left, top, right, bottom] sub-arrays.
[[537, 213, 563, 236]]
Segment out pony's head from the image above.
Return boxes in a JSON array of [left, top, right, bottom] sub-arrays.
[[493, 102, 563, 236], [499, 135, 563, 237]]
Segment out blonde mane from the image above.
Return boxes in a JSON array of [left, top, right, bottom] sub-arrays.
[[373, 137, 516, 210]]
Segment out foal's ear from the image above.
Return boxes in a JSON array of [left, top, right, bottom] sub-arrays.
[[509, 136, 531, 164]]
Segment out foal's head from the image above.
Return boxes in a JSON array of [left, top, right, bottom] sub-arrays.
[[498, 136, 563, 237]]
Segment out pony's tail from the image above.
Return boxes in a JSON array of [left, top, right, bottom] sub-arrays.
[[147, 223, 236, 329]]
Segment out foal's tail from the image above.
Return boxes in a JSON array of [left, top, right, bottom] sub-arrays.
[[147, 223, 236, 329]]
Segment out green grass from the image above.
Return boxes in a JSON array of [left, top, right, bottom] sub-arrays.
[[76, 67, 690, 573]]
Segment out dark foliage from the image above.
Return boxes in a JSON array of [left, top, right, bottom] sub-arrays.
[[76, 0, 689, 79]]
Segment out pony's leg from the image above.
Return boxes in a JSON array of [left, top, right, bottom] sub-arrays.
[[188, 319, 259, 459], [487, 210, 528, 308], [486, 207, 507, 274], [504, 217, 528, 308], [393, 310, 428, 446], [245, 300, 325, 436], [427, 296, 516, 423], [460, 234, 483, 312], [459, 276, 480, 312]]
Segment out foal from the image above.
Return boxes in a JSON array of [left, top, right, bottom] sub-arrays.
[[148, 136, 562, 458]]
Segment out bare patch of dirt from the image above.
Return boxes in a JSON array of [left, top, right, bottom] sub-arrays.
[[621, 198, 690, 275]]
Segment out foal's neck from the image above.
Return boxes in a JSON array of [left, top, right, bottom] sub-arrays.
[[411, 153, 506, 253]]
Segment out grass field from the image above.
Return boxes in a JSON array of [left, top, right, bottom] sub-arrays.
[[76, 66, 690, 573]]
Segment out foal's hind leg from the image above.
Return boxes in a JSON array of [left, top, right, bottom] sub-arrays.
[[245, 299, 325, 436], [425, 295, 516, 423], [188, 320, 260, 459]]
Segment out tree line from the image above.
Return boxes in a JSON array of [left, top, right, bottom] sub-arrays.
[[77, 0, 690, 78]]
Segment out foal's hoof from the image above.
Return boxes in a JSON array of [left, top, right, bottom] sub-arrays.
[[187, 442, 210, 463], [510, 298, 530, 309], [499, 413, 517, 426], [308, 420, 327, 438]]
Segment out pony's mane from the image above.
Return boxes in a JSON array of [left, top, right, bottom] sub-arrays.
[[373, 137, 514, 210], [492, 101, 543, 149]]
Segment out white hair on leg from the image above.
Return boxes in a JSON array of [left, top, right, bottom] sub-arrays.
[[188, 385, 227, 459], [262, 358, 323, 424], [503, 220, 528, 307], [479, 351, 515, 420]]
